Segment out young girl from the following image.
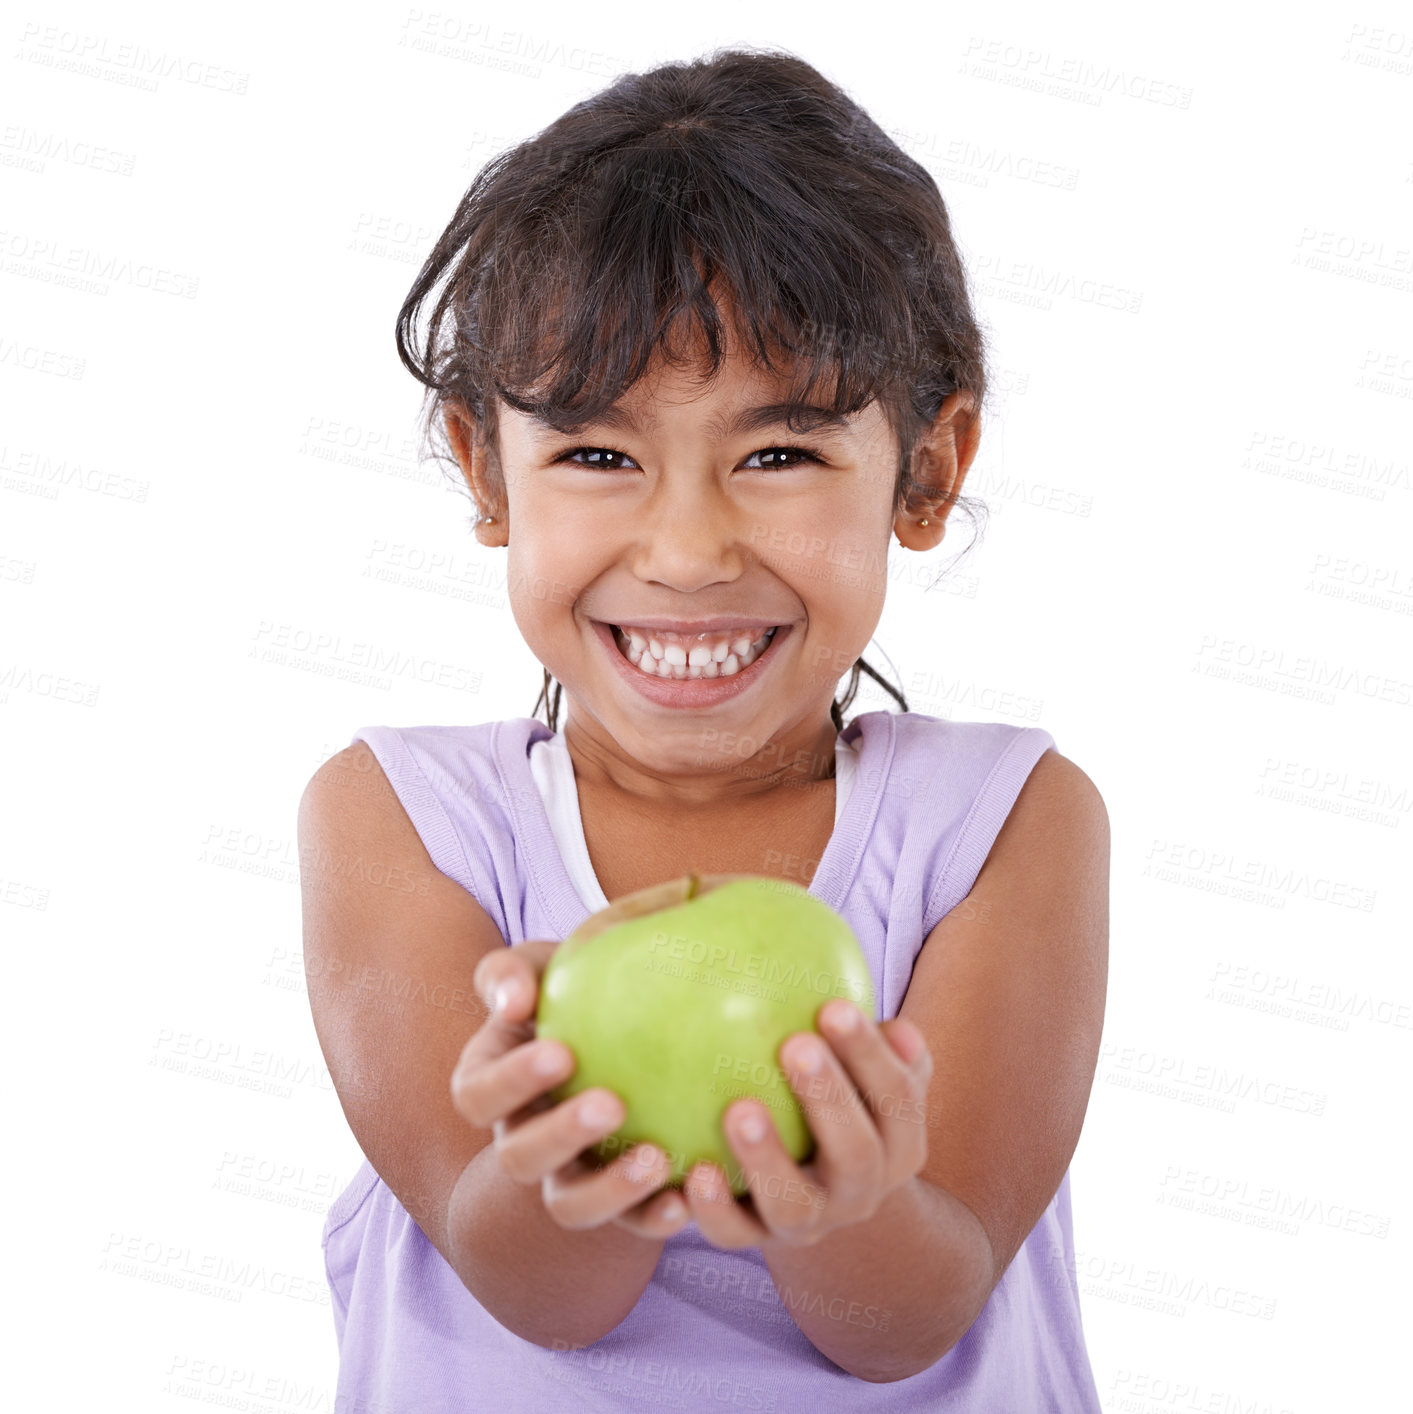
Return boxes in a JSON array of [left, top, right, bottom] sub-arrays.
[[300, 45, 1109, 1412]]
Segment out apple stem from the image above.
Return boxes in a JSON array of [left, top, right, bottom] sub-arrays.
[[684, 874, 700, 900]]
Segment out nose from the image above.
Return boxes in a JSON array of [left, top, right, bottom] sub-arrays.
[[628, 477, 749, 592]]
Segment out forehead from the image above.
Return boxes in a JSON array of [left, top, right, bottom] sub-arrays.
[[508, 351, 884, 443], [519, 398, 866, 442]]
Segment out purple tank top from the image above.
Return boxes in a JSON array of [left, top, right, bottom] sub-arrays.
[[321, 710, 1102, 1411]]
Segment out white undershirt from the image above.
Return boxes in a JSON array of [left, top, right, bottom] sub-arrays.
[[527, 732, 859, 914]]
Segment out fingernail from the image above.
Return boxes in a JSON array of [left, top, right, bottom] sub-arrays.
[[532, 1044, 564, 1077], [493, 979, 517, 1014], [691, 1167, 725, 1202], [789, 1038, 825, 1074], [579, 1094, 620, 1128], [736, 1110, 767, 1143], [633, 1143, 661, 1166], [826, 1001, 859, 1034]]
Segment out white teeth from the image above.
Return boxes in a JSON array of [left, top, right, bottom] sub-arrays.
[[611, 625, 777, 681]]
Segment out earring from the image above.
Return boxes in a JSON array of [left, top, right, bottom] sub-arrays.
[[920, 518, 929, 526]]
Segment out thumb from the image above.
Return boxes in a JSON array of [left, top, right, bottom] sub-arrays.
[[883, 1018, 930, 1070], [473, 938, 559, 1022]]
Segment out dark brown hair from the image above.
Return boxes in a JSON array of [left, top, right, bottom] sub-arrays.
[[396, 44, 989, 733]]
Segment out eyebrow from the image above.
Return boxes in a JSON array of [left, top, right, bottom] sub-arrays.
[[530, 402, 855, 440]]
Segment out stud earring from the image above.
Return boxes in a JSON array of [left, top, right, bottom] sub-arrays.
[[920, 518, 929, 526]]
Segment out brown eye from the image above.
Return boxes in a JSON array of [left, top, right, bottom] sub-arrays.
[[746, 447, 822, 470], [556, 445, 823, 471], [560, 447, 638, 470]]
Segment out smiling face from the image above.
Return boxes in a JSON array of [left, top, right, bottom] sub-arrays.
[[447, 317, 977, 808]]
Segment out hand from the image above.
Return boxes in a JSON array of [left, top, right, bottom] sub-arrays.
[[450, 939, 691, 1241], [680, 998, 934, 1250]]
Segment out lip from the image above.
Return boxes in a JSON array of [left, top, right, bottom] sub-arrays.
[[599, 616, 784, 636], [591, 619, 792, 709]]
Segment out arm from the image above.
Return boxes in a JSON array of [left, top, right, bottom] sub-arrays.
[[298, 741, 669, 1349], [758, 1177, 993, 1384], [695, 748, 1110, 1382], [444, 1149, 667, 1348]]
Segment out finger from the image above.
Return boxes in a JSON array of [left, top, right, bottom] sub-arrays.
[[882, 1016, 932, 1076], [778, 1023, 884, 1202], [493, 1086, 627, 1187], [471, 938, 560, 1032], [720, 1100, 830, 1245], [682, 1162, 769, 1251], [613, 1185, 693, 1241], [543, 1142, 685, 1232], [813, 1002, 929, 1173], [451, 940, 561, 1083], [450, 1032, 577, 1130]]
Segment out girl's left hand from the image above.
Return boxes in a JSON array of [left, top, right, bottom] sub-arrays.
[[682, 998, 934, 1249]]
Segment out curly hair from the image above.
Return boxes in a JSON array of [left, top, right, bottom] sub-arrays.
[[396, 44, 989, 732]]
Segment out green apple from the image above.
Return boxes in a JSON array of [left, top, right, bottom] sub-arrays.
[[534, 873, 874, 1196]]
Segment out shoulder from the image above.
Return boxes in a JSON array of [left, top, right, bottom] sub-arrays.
[[1018, 747, 1107, 820], [301, 739, 387, 808], [299, 740, 404, 847], [884, 710, 1058, 777], [1005, 747, 1109, 856], [298, 722, 543, 893], [969, 746, 1110, 963], [300, 720, 537, 808], [301, 732, 398, 793], [953, 745, 1109, 906], [891, 707, 1107, 838]]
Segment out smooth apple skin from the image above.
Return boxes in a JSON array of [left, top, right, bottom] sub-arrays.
[[534, 876, 875, 1196]]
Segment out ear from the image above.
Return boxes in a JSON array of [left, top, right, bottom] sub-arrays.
[[444, 402, 508, 548], [893, 391, 981, 552]]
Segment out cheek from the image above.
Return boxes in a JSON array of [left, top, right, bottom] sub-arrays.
[[775, 539, 889, 689], [505, 540, 581, 631], [774, 524, 890, 610], [757, 512, 874, 565]]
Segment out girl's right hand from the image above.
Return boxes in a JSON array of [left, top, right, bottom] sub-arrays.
[[451, 938, 692, 1240]]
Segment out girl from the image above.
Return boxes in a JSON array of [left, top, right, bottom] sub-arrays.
[[300, 45, 1109, 1412]]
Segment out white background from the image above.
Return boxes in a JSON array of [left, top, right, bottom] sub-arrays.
[[5, 1, 1409, 1409]]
